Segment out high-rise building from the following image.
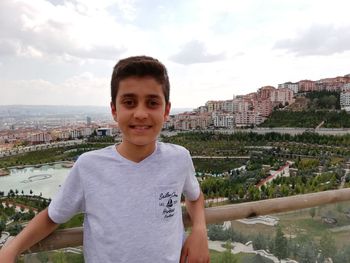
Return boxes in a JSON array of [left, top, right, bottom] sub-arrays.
[[87, 116, 92, 126]]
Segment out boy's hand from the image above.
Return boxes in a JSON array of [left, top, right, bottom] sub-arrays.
[[0, 236, 17, 263], [0, 248, 17, 263], [180, 226, 210, 263]]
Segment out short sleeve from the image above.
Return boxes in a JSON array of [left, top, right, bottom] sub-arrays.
[[48, 161, 85, 224], [182, 150, 200, 201]]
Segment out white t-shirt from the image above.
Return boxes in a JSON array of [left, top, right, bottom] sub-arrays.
[[48, 142, 200, 263]]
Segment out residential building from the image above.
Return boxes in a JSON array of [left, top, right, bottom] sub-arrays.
[[205, 101, 223, 112], [340, 91, 350, 111], [222, 99, 235, 113], [166, 112, 212, 130], [235, 111, 265, 127], [256, 99, 273, 117], [258, 86, 275, 99], [298, 80, 316, 92], [27, 132, 52, 144], [342, 83, 350, 92], [278, 82, 298, 93], [271, 88, 294, 106], [212, 112, 235, 128]]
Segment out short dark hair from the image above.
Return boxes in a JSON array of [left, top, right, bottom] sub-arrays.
[[111, 56, 170, 107]]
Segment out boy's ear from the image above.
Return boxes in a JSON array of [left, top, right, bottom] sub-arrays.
[[110, 101, 118, 122], [164, 102, 171, 121]]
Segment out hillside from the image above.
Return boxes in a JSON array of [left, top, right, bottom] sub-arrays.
[[260, 92, 348, 128]]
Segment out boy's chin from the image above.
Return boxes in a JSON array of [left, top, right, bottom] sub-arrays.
[[123, 138, 157, 147]]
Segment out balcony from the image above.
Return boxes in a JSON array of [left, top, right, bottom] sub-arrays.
[[4, 188, 350, 262]]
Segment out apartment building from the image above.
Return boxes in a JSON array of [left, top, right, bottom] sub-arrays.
[[298, 80, 316, 92], [316, 76, 350, 92], [258, 86, 275, 100], [212, 112, 235, 128], [278, 82, 298, 93], [340, 91, 350, 112], [222, 99, 235, 113], [195, 106, 208, 114], [342, 83, 350, 92], [271, 88, 294, 106], [256, 99, 273, 117], [235, 96, 254, 113], [166, 112, 212, 130], [205, 100, 223, 112], [27, 132, 52, 144], [235, 111, 265, 127], [257, 86, 294, 110], [205, 99, 236, 113]]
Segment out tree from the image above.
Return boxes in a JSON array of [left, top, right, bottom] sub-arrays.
[[298, 243, 318, 263], [28, 209, 35, 220], [319, 232, 336, 261], [207, 224, 230, 241], [309, 207, 316, 219], [0, 220, 5, 235], [293, 234, 318, 263], [53, 250, 69, 263], [334, 245, 350, 263], [12, 212, 21, 222], [274, 226, 288, 259], [7, 223, 23, 236], [37, 252, 49, 263], [252, 233, 269, 251], [217, 241, 238, 263], [8, 189, 15, 198]]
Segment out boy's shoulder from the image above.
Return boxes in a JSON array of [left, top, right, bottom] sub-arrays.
[[76, 145, 115, 163], [157, 142, 191, 158]]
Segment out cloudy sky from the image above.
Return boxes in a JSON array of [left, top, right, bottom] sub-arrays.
[[1, 0, 350, 109]]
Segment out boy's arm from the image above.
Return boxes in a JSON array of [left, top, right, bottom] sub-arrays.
[[0, 208, 59, 262], [180, 191, 209, 263]]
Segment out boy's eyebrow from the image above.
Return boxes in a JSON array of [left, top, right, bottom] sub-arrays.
[[119, 93, 162, 99], [119, 93, 136, 98]]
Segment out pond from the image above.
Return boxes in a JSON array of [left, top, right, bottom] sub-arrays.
[[0, 164, 71, 198]]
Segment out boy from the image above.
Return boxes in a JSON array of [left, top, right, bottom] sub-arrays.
[[0, 56, 209, 262]]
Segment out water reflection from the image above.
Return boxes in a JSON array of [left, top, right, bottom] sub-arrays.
[[0, 163, 70, 198], [20, 174, 52, 183]]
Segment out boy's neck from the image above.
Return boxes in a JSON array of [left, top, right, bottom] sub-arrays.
[[116, 141, 157, 163]]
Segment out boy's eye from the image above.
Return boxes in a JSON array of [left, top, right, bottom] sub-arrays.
[[148, 100, 160, 107], [122, 99, 136, 107]]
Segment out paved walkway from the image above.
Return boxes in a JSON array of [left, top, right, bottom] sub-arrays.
[[236, 215, 279, 226], [0, 232, 10, 246], [209, 240, 298, 263]]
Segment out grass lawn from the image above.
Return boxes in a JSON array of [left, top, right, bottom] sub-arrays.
[[210, 249, 274, 263], [229, 201, 350, 250]]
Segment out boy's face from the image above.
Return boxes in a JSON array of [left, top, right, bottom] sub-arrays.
[[111, 76, 170, 150]]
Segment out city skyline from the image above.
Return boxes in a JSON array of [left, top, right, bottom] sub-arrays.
[[1, 0, 350, 108]]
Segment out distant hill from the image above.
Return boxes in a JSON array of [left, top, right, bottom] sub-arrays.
[[0, 105, 110, 117], [0, 105, 192, 118]]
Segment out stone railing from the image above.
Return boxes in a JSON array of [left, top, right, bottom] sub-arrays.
[[10, 188, 350, 254]]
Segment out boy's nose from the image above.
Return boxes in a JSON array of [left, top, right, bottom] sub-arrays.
[[134, 105, 148, 119]]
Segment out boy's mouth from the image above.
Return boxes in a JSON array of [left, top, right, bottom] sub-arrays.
[[129, 125, 152, 130]]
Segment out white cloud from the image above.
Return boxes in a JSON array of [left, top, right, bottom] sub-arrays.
[[169, 40, 226, 65], [274, 24, 350, 56], [1, 0, 350, 108], [0, 0, 127, 61], [0, 73, 110, 106]]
